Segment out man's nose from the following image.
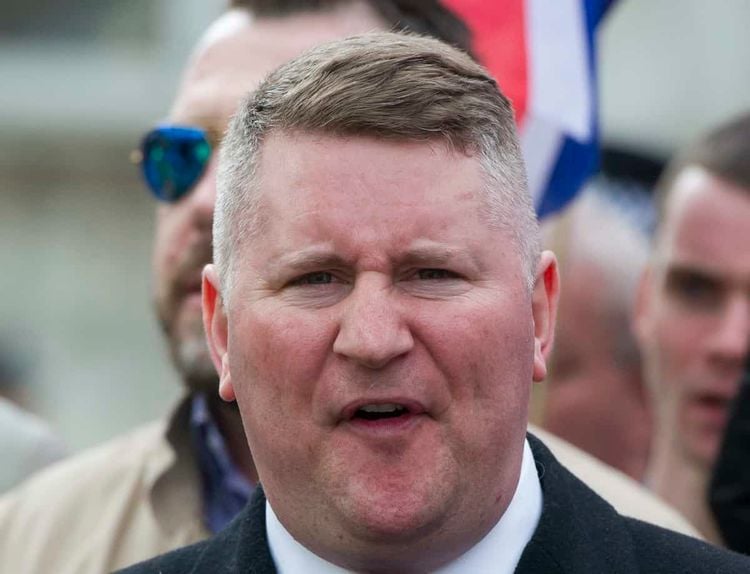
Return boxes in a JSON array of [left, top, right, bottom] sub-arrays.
[[709, 294, 750, 365], [333, 276, 414, 370]]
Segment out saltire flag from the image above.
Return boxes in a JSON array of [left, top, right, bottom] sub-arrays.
[[441, 0, 615, 218]]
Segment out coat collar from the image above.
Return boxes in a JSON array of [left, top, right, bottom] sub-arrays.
[[515, 434, 640, 573], [167, 433, 643, 574]]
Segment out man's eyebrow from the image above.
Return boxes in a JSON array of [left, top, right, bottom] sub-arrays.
[[267, 247, 347, 275], [266, 243, 483, 276], [665, 263, 722, 284], [666, 265, 713, 278], [398, 244, 482, 270]]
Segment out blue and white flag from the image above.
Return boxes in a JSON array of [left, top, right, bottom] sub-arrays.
[[443, 0, 616, 217]]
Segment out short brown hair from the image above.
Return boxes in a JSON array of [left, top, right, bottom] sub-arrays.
[[228, 0, 472, 55], [215, 32, 537, 299], [654, 112, 750, 228]]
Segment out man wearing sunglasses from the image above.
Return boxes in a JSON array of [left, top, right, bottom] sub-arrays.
[[0, 1, 696, 572]]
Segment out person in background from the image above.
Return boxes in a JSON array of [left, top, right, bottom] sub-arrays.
[[635, 112, 750, 543], [0, 2, 696, 573], [122, 32, 747, 574], [709, 352, 750, 554], [534, 181, 652, 479], [0, 346, 66, 492]]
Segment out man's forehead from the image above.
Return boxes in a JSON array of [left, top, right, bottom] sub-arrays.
[[167, 12, 270, 131], [657, 166, 750, 279], [169, 5, 388, 131], [663, 166, 748, 220]]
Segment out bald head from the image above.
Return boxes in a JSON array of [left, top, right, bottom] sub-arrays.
[[539, 182, 651, 478]]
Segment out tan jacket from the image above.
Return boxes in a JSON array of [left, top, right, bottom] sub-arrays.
[[0, 399, 208, 573], [0, 400, 697, 574]]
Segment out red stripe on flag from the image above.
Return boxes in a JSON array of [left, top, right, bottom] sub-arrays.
[[441, 0, 529, 127]]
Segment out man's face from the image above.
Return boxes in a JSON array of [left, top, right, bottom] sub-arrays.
[[151, 6, 386, 392], [205, 132, 557, 569], [636, 166, 750, 469]]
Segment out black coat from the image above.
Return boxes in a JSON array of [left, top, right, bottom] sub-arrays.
[[118, 435, 750, 573], [709, 354, 750, 555]]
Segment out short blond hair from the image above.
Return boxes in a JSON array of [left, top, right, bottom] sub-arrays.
[[215, 32, 539, 298]]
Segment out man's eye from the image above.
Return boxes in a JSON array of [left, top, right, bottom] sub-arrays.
[[667, 271, 722, 309], [417, 269, 459, 280], [290, 272, 334, 286]]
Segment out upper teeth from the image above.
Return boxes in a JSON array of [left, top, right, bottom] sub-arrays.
[[360, 403, 404, 413]]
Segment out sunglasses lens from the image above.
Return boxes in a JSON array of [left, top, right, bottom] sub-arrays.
[[140, 126, 211, 202]]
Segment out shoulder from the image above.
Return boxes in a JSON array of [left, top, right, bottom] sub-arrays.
[[523, 434, 750, 573], [624, 518, 750, 572], [529, 425, 699, 536], [0, 420, 172, 571], [118, 489, 275, 574], [1, 419, 167, 508], [117, 539, 217, 574]]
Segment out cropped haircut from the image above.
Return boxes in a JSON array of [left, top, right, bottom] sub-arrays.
[[229, 0, 473, 55], [654, 111, 750, 230], [214, 32, 538, 300]]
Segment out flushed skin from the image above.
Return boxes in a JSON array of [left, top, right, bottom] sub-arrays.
[[203, 132, 559, 572]]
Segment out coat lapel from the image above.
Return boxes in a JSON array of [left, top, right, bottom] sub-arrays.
[[516, 434, 641, 573]]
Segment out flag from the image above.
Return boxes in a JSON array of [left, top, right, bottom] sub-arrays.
[[442, 0, 615, 218]]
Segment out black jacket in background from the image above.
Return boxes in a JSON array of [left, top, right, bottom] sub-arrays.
[[709, 354, 750, 555], [118, 434, 750, 573]]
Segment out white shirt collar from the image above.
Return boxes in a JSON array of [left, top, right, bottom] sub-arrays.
[[266, 439, 542, 574]]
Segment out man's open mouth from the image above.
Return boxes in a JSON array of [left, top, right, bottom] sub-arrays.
[[353, 403, 410, 421]]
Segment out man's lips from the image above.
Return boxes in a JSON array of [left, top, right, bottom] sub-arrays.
[[687, 392, 734, 428], [336, 399, 430, 436], [340, 398, 428, 422]]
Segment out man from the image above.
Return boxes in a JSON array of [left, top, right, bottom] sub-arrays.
[[636, 112, 750, 544], [0, 3, 695, 573], [535, 182, 652, 479], [123, 33, 748, 573]]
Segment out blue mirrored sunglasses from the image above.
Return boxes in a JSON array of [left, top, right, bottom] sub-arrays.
[[137, 125, 212, 202]]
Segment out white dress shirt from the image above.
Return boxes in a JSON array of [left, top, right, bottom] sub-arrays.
[[267, 439, 542, 574]]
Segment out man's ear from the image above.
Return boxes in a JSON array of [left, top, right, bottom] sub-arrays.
[[532, 250, 560, 383], [202, 264, 235, 402]]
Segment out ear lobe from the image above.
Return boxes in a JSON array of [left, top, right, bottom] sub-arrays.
[[218, 354, 236, 402], [531, 251, 560, 383], [202, 264, 235, 403]]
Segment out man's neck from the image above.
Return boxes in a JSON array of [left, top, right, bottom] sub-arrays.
[[647, 436, 722, 545], [206, 395, 258, 483]]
